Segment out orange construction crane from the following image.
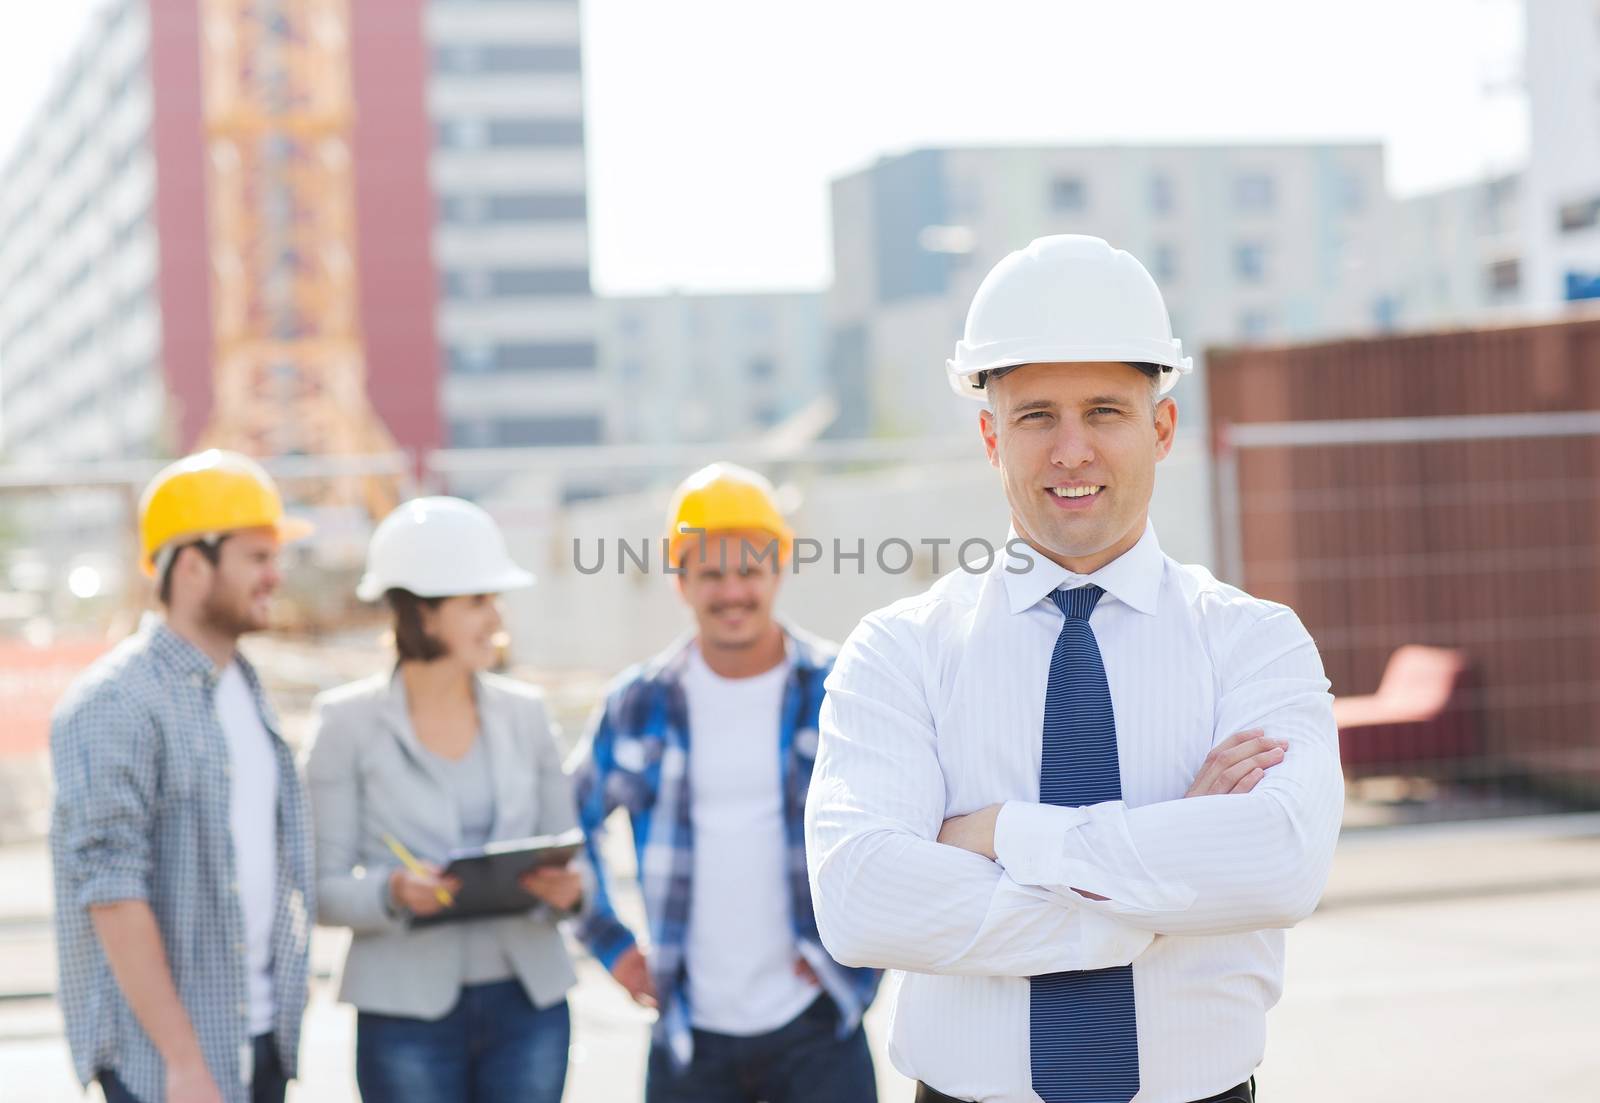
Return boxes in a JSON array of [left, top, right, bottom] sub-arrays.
[[198, 0, 399, 517]]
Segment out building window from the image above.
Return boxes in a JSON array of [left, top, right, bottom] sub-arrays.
[[437, 118, 487, 149], [1050, 176, 1087, 212], [447, 342, 598, 372], [431, 45, 582, 75], [1234, 242, 1267, 283], [1151, 243, 1177, 282], [441, 267, 589, 298], [503, 416, 602, 446], [1558, 195, 1600, 233], [1149, 173, 1174, 215], [452, 344, 494, 373], [1238, 309, 1273, 340], [435, 117, 583, 149], [1372, 295, 1401, 330], [1339, 172, 1364, 214], [1486, 258, 1521, 295], [1234, 173, 1275, 212]]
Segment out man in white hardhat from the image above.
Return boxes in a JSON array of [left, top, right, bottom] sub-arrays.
[[806, 235, 1343, 1103]]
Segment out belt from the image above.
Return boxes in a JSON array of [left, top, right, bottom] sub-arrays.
[[914, 1077, 1256, 1103]]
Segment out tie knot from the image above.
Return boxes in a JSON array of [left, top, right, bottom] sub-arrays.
[[1049, 584, 1104, 620]]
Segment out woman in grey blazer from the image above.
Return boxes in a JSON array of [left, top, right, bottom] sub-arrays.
[[306, 498, 581, 1103]]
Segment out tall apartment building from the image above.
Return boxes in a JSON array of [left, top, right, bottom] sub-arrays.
[[0, 0, 597, 468], [597, 291, 827, 446], [827, 144, 1389, 438], [1524, 0, 1600, 308], [426, 0, 600, 450]]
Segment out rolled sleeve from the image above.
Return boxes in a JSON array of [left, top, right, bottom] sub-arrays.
[[56, 684, 156, 908]]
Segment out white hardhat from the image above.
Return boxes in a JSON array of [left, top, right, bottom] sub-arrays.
[[356, 496, 535, 602], [947, 234, 1193, 400]]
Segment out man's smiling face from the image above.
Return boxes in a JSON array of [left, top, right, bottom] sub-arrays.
[[979, 360, 1176, 574]]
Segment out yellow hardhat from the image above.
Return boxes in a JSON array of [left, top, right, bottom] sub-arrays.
[[137, 450, 313, 576], [666, 463, 793, 567]]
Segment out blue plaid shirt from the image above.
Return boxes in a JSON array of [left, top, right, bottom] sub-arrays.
[[572, 623, 880, 1068], [49, 618, 314, 1103]]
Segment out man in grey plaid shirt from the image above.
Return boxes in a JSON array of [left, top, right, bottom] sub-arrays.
[[49, 451, 316, 1103]]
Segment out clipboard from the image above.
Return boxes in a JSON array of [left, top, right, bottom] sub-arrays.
[[411, 828, 585, 927]]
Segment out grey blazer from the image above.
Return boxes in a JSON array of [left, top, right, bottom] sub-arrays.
[[305, 670, 580, 1019]]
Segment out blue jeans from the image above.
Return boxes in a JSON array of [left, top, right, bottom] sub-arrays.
[[356, 979, 570, 1103], [646, 995, 877, 1103], [99, 1033, 286, 1103]]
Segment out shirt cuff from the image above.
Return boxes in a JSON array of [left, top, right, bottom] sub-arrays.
[[993, 800, 1090, 885], [995, 800, 1197, 914]]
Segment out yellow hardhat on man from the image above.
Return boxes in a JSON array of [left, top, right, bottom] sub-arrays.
[[666, 463, 793, 567], [137, 450, 313, 576]]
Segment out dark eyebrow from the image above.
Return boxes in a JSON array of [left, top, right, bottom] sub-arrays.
[[1011, 398, 1056, 414], [1083, 394, 1136, 407]]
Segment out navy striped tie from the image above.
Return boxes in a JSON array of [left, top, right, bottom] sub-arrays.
[[1031, 584, 1140, 1103]]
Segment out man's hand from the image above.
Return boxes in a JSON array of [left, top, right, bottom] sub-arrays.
[[795, 957, 820, 986], [520, 865, 582, 912], [1185, 730, 1287, 798], [609, 945, 658, 1009], [166, 1056, 225, 1103], [938, 803, 1003, 861]]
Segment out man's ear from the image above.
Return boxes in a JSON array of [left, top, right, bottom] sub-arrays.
[[1153, 396, 1178, 460], [980, 408, 1001, 469]]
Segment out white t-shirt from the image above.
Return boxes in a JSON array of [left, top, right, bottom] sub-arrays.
[[682, 647, 819, 1036], [215, 663, 279, 1036]]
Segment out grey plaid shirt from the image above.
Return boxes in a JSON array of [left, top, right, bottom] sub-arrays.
[[49, 617, 314, 1103]]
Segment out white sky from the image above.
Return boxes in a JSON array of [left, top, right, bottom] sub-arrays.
[[2, 0, 1527, 295]]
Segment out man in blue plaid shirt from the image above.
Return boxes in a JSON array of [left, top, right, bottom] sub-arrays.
[[49, 452, 316, 1103], [573, 464, 880, 1103]]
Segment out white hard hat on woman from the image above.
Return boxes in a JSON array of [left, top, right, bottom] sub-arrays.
[[356, 496, 534, 601]]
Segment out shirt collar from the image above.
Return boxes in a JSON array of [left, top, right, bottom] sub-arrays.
[[141, 612, 223, 680], [1000, 520, 1164, 617]]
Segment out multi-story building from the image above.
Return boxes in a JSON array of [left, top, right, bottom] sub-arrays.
[[1378, 173, 1525, 332], [827, 143, 1389, 438], [1524, 0, 1600, 309], [0, 0, 597, 468], [597, 291, 827, 446], [426, 0, 600, 451]]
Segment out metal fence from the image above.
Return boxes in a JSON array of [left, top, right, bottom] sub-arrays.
[[1215, 409, 1600, 825]]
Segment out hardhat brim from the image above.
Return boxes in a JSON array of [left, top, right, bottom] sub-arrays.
[[947, 338, 1193, 400], [355, 565, 536, 603], [139, 514, 316, 576]]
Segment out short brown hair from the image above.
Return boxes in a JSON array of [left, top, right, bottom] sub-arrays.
[[386, 589, 447, 662]]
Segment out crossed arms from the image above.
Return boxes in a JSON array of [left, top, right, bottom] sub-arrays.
[[802, 607, 1344, 977]]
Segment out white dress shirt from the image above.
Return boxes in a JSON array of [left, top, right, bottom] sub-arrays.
[[805, 523, 1343, 1103]]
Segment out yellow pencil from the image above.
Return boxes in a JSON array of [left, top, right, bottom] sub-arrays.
[[382, 833, 454, 907]]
